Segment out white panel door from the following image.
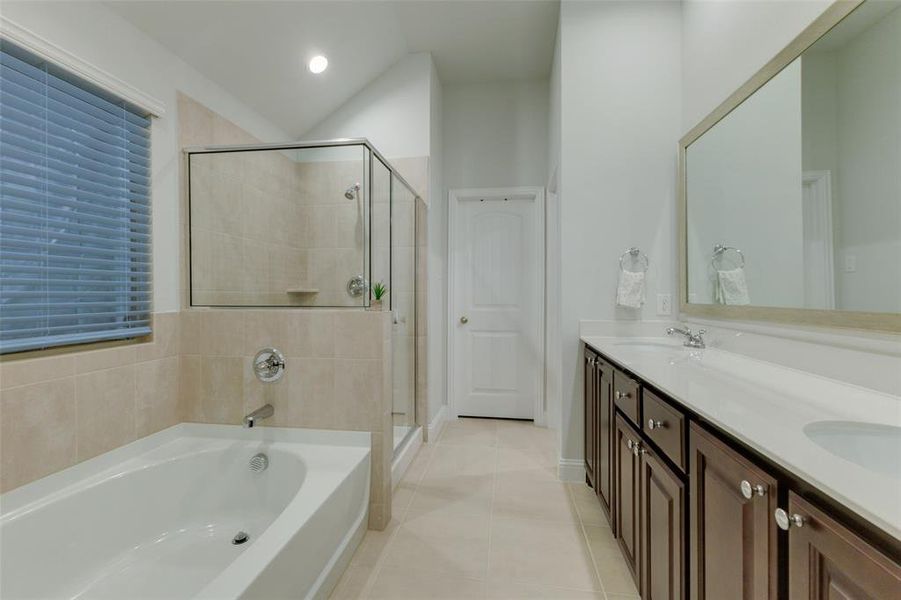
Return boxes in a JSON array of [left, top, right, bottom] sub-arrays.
[[452, 191, 541, 419]]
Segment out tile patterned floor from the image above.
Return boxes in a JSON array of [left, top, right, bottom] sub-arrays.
[[330, 418, 640, 600]]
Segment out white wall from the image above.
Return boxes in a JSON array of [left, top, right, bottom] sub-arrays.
[[558, 0, 682, 463], [1, 1, 290, 314], [681, 0, 832, 131], [442, 80, 549, 190], [546, 21, 562, 435], [427, 59, 446, 427], [302, 53, 433, 160]]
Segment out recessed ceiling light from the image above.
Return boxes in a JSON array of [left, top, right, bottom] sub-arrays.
[[309, 55, 328, 74]]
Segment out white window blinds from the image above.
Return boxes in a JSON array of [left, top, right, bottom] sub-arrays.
[[0, 40, 152, 354]]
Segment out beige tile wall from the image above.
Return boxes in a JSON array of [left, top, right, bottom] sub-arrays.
[[178, 308, 394, 528], [0, 313, 180, 493]]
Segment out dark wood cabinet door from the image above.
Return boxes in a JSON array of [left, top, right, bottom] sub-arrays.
[[787, 492, 901, 599], [583, 347, 597, 488], [689, 423, 778, 600], [596, 361, 614, 524], [641, 445, 685, 600], [615, 413, 642, 587]]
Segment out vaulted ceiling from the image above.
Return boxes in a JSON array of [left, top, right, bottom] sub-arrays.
[[106, 1, 559, 136]]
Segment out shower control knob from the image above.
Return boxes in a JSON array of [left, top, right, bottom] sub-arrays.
[[460, 316, 469, 324]]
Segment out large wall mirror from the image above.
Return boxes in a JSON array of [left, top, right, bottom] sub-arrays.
[[679, 0, 901, 332]]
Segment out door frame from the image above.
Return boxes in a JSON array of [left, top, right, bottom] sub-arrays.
[[447, 186, 546, 425], [801, 170, 836, 309]]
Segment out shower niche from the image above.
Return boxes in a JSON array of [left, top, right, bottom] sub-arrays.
[[186, 140, 416, 310]]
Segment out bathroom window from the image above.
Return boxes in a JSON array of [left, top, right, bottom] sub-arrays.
[[0, 41, 152, 354]]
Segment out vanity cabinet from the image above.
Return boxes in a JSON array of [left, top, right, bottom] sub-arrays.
[[689, 423, 778, 600], [785, 492, 901, 599], [582, 342, 901, 600], [596, 357, 615, 522], [615, 414, 643, 585], [584, 347, 598, 489], [641, 438, 686, 600], [584, 347, 615, 523], [614, 412, 687, 599]]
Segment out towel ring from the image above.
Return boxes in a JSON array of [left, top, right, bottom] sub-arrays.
[[711, 244, 745, 269], [619, 247, 649, 273]]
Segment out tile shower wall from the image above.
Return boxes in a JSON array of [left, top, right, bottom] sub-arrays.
[[0, 313, 180, 493], [177, 308, 394, 528], [184, 94, 366, 307]]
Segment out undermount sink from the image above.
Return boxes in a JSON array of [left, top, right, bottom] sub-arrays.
[[804, 421, 901, 479]]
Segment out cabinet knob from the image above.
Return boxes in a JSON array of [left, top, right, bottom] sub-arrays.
[[774, 508, 805, 530], [740, 480, 767, 499], [626, 439, 634, 450], [615, 391, 631, 400], [632, 441, 642, 457], [460, 316, 469, 324], [647, 419, 666, 430]]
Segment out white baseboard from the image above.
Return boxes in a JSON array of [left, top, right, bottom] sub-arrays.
[[557, 458, 585, 482], [427, 404, 447, 442], [391, 426, 422, 489]]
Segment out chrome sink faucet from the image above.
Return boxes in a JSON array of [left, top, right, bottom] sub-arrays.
[[666, 325, 706, 349], [243, 404, 274, 428]]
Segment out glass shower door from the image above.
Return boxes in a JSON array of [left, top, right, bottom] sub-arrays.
[[391, 172, 416, 453]]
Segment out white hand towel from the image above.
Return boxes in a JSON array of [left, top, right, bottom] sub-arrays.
[[616, 269, 645, 308], [715, 267, 750, 305]]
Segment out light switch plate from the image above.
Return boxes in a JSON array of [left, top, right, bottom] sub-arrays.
[[844, 254, 857, 273], [657, 293, 672, 316]]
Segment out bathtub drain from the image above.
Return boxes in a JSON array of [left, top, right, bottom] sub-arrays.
[[232, 531, 249, 545]]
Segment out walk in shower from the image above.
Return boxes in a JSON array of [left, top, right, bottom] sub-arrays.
[[186, 139, 418, 454]]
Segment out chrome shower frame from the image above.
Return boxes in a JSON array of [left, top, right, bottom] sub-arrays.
[[184, 137, 421, 312]]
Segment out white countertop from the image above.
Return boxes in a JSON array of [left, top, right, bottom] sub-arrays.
[[581, 335, 901, 542]]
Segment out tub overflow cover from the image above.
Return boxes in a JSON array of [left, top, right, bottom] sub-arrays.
[[232, 531, 249, 545]]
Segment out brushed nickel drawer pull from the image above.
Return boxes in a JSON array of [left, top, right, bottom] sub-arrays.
[[774, 508, 804, 530], [740, 480, 767, 499]]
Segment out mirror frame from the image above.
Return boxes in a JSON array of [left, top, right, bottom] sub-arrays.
[[677, 0, 901, 333]]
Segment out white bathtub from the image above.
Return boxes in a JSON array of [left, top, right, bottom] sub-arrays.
[[0, 424, 370, 600]]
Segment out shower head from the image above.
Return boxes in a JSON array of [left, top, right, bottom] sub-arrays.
[[344, 183, 360, 200]]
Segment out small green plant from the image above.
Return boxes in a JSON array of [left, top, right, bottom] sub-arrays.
[[371, 281, 388, 302]]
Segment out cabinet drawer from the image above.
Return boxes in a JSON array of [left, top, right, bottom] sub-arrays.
[[642, 389, 686, 471], [613, 370, 641, 425]]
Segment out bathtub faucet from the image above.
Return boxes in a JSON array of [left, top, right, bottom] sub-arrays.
[[243, 404, 274, 428]]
